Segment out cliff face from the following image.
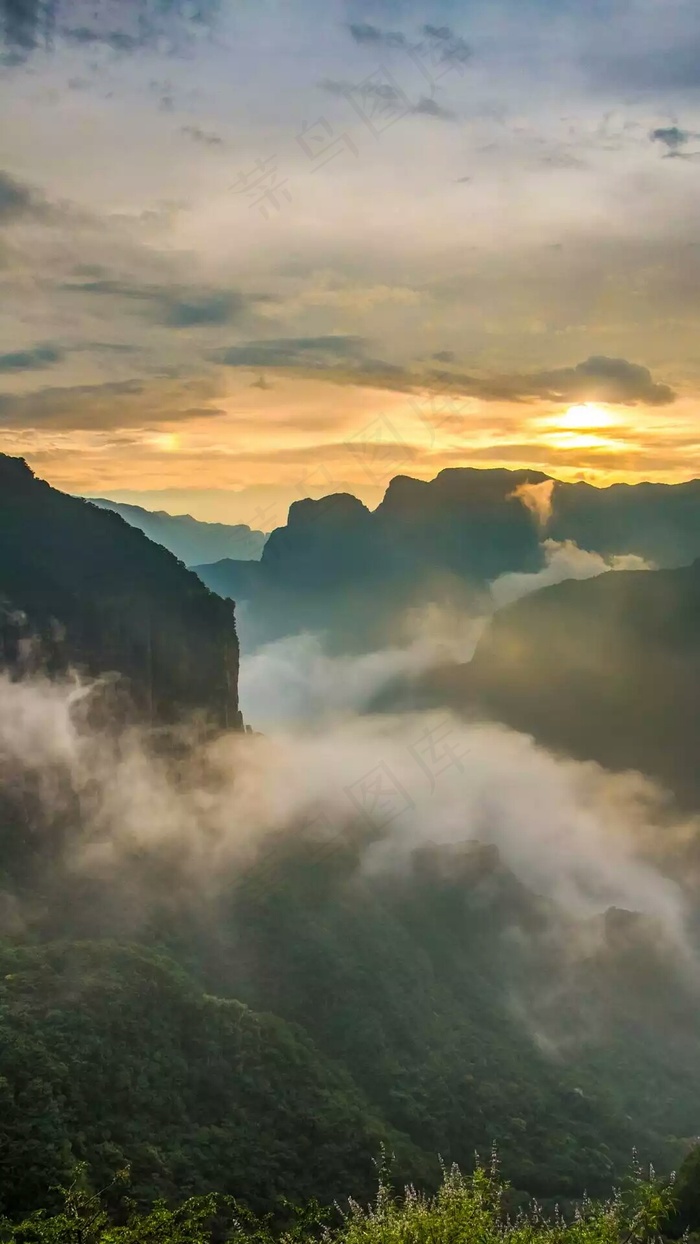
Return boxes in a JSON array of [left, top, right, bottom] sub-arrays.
[[0, 455, 242, 729]]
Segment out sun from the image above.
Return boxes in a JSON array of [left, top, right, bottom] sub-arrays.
[[536, 402, 630, 453], [146, 433, 181, 453], [556, 403, 617, 431]]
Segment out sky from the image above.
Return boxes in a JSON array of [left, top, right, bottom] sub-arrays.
[[2, 0, 700, 526]]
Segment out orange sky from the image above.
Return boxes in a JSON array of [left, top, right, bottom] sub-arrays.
[[3, 0, 700, 526], [4, 374, 698, 525]]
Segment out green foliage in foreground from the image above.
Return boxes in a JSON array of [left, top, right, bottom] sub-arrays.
[[0, 1157, 682, 1244]]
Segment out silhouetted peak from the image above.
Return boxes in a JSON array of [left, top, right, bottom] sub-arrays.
[[0, 454, 35, 491], [286, 492, 371, 529], [433, 467, 551, 496]]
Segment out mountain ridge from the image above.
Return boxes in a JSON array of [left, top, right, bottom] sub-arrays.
[[88, 497, 267, 567], [193, 466, 700, 650]]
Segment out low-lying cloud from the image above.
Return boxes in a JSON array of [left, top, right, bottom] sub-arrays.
[[0, 671, 692, 950], [490, 539, 653, 609]]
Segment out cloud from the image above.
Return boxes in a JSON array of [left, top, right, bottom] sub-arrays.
[[319, 77, 454, 120], [649, 125, 700, 160], [181, 125, 224, 147], [347, 22, 411, 52], [0, 0, 222, 61], [437, 356, 676, 406], [346, 20, 471, 71], [210, 335, 368, 369], [650, 126, 692, 150], [410, 95, 455, 121], [421, 23, 472, 69], [544, 356, 676, 406], [510, 479, 555, 530], [0, 170, 46, 224], [0, 344, 63, 373], [1, 670, 689, 945], [0, 0, 57, 58], [208, 342, 674, 408], [0, 376, 226, 431], [210, 337, 410, 391], [490, 539, 653, 610], [61, 277, 244, 328]]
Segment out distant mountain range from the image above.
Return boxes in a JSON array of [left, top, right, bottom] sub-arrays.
[[89, 498, 267, 567], [194, 467, 700, 649], [0, 455, 242, 728]]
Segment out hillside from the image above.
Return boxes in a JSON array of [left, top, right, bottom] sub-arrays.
[[0, 940, 409, 1219], [446, 559, 700, 806], [0, 455, 242, 728], [89, 498, 266, 566]]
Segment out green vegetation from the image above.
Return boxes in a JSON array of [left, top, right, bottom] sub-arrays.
[[1, 858, 699, 1221], [0, 941, 414, 1220], [1, 1152, 692, 1244]]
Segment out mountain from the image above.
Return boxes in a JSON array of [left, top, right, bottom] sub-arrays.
[[88, 498, 266, 566], [425, 558, 700, 806], [194, 468, 700, 651], [0, 455, 242, 728], [3, 451, 700, 1222]]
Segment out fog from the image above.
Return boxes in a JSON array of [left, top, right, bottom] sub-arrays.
[[0, 664, 694, 957], [0, 527, 691, 1002]]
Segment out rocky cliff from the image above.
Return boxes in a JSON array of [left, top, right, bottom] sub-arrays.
[[0, 455, 242, 728]]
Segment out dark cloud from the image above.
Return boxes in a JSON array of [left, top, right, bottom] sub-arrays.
[[0, 0, 221, 61], [347, 22, 411, 51], [62, 24, 138, 51], [0, 344, 63, 372], [211, 336, 367, 369], [422, 23, 472, 69], [209, 339, 675, 408], [411, 95, 455, 120], [319, 78, 455, 121], [0, 0, 57, 58], [320, 77, 402, 102], [0, 376, 226, 430], [181, 124, 224, 147], [355, 357, 406, 378], [346, 19, 472, 73], [650, 125, 691, 149], [434, 355, 676, 406], [432, 350, 456, 362], [161, 292, 241, 328], [0, 170, 43, 223], [537, 355, 676, 406], [61, 276, 244, 327], [649, 125, 700, 160]]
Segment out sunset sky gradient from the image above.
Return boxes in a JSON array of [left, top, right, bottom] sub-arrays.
[[2, 0, 700, 524]]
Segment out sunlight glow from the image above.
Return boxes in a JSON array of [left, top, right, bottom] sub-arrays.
[[555, 404, 618, 431]]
